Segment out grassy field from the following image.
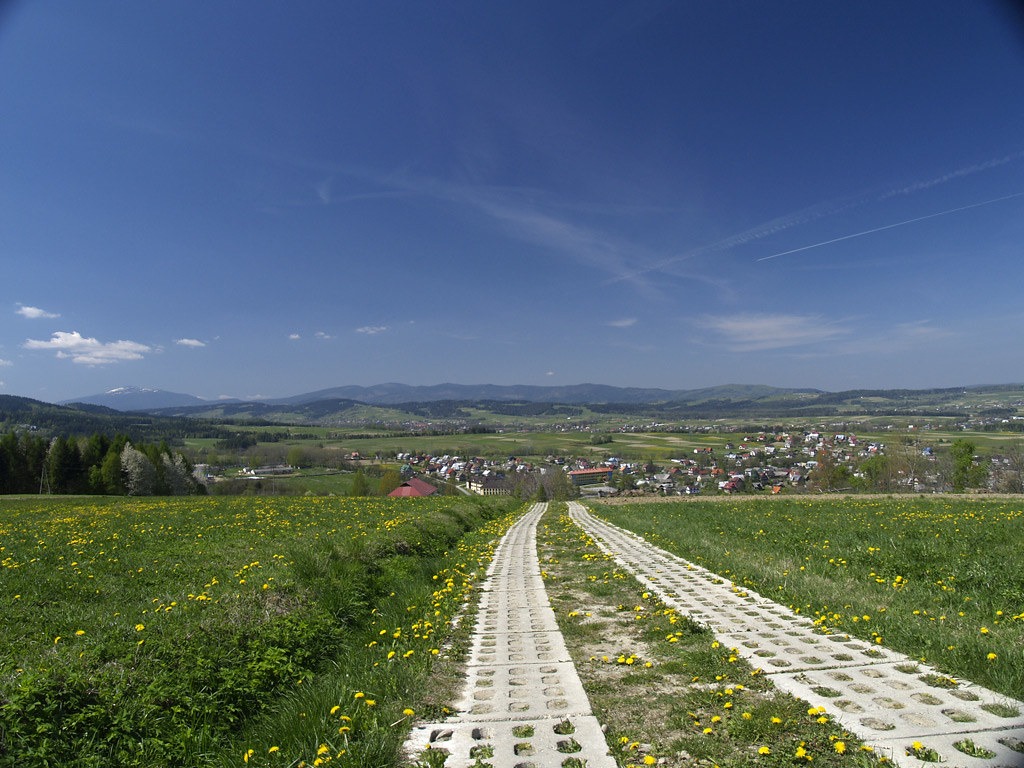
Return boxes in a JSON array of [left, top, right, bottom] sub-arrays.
[[3, 494, 1021, 767], [0, 494, 522, 768], [588, 496, 1024, 699]]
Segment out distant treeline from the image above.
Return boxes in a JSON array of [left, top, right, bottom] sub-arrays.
[[0, 431, 205, 496]]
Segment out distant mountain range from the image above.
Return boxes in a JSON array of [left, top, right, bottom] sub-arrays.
[[0, 381, 1014, 434], [63, 383, 815, 410]]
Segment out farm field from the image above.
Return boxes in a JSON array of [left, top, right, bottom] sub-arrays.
[[0, 494, 521, 767], [589, 496, 1024, 699]]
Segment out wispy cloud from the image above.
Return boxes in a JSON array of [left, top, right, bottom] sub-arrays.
[[837, 320, 956, 356], [16, 304, 60, 319], [175, 338, 206, 348], [376, 172, 665, 295], [24, 331, 151, 365], [315, 331, 333, 340], [0, 358, 12, 367], [636, 148, 1024, 273], [288, 333, 301, 340], [700, 313, 850, 352], [356, 325, 388, 335], [316, 177, 332, 204], [757, 191, 1024, 262], [607, 318, 637, 328], [879, 150, 1024, 200]]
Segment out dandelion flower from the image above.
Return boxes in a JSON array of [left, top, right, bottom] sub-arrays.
[[758, 746, 771, 755], [268, 746, 280, 754], [987, 652, 998, 661], [403, 708, 415, 716], [834, 742, 846, 754], [643, 756, 657, 765]]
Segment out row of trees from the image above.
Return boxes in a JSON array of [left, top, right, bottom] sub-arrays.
[[810, 438, 1020, 493], [0, 431, 204, 496]]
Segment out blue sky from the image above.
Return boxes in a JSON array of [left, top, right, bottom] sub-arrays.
[[2, 2, 1023, 403]]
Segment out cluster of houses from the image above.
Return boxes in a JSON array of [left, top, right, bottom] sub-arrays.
[[391, 432, 886, 497], [233, 427, 1012, 496]]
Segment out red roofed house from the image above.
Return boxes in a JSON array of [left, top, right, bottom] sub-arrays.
[[388, 477, 438, 497], [568, 467, 615, 487]]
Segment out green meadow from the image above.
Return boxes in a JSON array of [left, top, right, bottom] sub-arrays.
[[2, 494, 1021, 767], [589, 496, 1024, 698], [0, 494, 520, 767]]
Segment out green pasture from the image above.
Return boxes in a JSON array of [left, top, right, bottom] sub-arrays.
[[0, 494, 521, 767], [589, 496, 1024, 699]]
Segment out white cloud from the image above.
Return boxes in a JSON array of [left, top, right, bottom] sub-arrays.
[[17, 304, 60, 319], [356, 325, 388, 335], [315, 331, 333, 340], [607, 318, 637, 328], [289, 333, 301, 340], [838, 320, 955, 356], [175, 338, 206, 348], [23, 330, 151, 365], [316, 177, 332, 204], [700, 313, 849, 352], [0, 358, 11, 366]]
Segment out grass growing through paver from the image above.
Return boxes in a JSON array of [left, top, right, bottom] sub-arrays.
[[590, 497, 1024, 700], [537, 504, 887, 768]]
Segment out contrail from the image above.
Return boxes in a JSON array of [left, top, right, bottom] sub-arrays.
[[757, 191, 1024, 262]]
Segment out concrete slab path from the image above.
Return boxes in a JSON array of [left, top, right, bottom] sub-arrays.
[[404, 503, 617, 768], [569, 501, 1024, 768]]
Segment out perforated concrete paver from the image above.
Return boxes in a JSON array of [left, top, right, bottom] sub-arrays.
[[569, 502, 1024, 768], [404, 504, 616, 768]]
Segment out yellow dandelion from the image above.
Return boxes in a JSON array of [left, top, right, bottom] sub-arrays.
[[403, 708, 415, 716], [834, 742, 846, 754], [758, 746, 771, 755]]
